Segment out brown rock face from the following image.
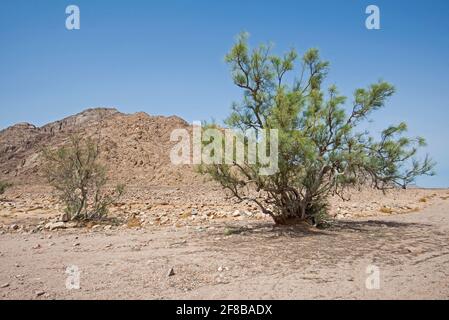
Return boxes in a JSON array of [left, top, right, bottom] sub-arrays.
[[0, 107, 201, 187]]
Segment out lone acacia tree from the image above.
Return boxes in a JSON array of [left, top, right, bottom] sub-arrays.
[[199, 33, 435, 225]]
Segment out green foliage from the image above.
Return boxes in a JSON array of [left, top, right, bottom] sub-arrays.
[[200, 33, 435, 225], [0, 181, 12, 195], [42, 135, 124, 221]]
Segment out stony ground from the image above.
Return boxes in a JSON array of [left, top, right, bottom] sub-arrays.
[[1, 189, 448, 300], [1, 184, 446, 233]]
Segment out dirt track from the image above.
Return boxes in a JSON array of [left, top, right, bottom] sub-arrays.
[[1, 198, 449, 300]]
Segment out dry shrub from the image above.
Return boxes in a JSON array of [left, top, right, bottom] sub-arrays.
[[42, 135, 124, 221]]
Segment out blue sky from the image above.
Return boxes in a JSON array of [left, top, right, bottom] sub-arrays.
[[0, 0, 448, 187]]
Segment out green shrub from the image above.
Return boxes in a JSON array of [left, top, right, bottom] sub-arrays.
[[42, 135, 124, 221]]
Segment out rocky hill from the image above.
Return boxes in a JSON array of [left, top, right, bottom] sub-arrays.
[[0, 107, 205, 187]]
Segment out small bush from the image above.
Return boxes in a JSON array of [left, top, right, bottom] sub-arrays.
[[0, 181, 12, 195], [42, 135, 124, 221]]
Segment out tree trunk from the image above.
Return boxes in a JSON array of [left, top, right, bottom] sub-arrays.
[[272, 200, 308, 225]]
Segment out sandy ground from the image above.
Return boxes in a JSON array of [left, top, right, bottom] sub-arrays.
[[1, 195, 449, 300]]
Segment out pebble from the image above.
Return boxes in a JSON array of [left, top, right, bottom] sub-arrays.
[[45, 222, 66, 231], [35, 290, 45, 297], [60, 213, 70, 222], [167, 267, 175, 277]]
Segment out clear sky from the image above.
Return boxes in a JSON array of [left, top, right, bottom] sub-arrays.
[[0, 0, 448, 187]]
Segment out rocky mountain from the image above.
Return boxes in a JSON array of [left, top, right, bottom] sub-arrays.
[[0, 108, 204, 187]]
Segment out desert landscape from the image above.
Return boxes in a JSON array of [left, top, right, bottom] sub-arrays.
[[1, 108, 448, 299]]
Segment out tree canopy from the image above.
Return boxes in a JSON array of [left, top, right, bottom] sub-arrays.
[[199, 33, 435, 225]]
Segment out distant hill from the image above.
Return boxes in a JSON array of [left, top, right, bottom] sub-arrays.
[[0, 108, 205, 187]]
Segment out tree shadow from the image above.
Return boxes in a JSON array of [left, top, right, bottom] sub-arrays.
[[210, 217, 432, 239], [215, 221, 332, 239], [328, 219, 432, 233]]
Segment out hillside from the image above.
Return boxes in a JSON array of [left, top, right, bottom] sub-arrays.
[[0, 107, 204, 187]]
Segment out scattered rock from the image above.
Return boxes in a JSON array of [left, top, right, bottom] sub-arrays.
[[35, 290, 45, 297], [160, 217, 169, 225], [167, 267, 175, 277], [0, 283, 9, 288], [10, 224, 19, 230], [169, 240, 187, 247], [405, 247, 420, 254], [32, 244, 41, 249], [65, 222, 78, 229], [45, 222, 66, 231]]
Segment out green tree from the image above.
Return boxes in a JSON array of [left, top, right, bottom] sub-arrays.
[[42, 135, 124, 221], [199, 33, 435, 225]]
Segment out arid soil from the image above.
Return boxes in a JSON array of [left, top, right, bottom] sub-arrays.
[[0, 193, 448, 300]]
